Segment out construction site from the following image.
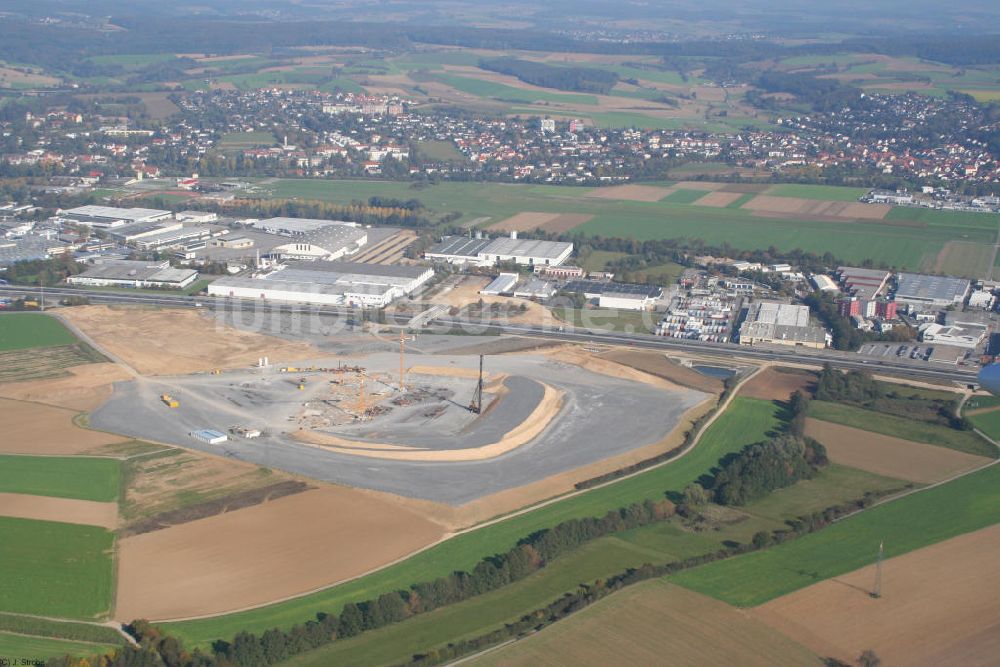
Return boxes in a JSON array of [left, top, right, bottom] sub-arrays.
[[88, 327, 709, 505]]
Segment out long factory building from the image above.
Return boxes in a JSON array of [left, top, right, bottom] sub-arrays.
[[425, 233, 574, 268], [207, 260, 433, 308]]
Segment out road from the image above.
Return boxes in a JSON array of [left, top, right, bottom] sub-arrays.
[[1, 284, 977, 385]]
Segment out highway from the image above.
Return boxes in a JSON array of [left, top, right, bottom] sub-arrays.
[[1, 284, 978, 385]]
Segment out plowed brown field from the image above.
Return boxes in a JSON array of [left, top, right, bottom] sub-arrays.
[[0, 398, 128, 455], [740, 368, 815, 401], [754, 524, 1000, 667], [114, 486, 446, 620], [804, 418, 989, 483]]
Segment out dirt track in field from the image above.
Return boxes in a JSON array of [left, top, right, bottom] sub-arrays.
[[804, 418, 989, 483], [584, 184, 672, 201], [0, 398, 128, 455], [740, 368, 815, 401], [0, 493, 117, 529], [60, 306, 321, 375], [754, 524, 1000, 667], [114, 486, 446, 620]]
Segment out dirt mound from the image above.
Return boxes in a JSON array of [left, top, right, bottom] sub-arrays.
[[600, 349, 724, 394], [740, 368, 815, 401], [804, 418, 989, 483], [60, 306, 320, 375], [754, 524, 1000, 667], [115, 486, 446, 620]]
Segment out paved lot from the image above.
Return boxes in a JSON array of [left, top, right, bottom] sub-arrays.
[[91, 352, 704, 504]]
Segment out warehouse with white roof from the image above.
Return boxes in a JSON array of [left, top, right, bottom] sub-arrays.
[[208, 260, 433, 308], [738, 301, 829, 349], [425, 233, 573, 267]]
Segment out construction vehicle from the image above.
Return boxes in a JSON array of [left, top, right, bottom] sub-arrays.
[[160, 393, 180, 408]]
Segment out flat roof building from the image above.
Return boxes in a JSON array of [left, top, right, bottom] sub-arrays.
[[480, 273, 519, 296], [738, 301, 829, 349], [895, 273, 970, 310], [59, 205, 172, 227], [67, 259, 199, 289], [425, 234, 573, 267], [244, 218, 368, 261], [207, 260, 433, 308]]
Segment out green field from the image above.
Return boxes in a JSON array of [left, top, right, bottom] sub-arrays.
[[415, 139, 466, 162], [433, 73, 599, 106], [0, 455, 120, 502], [161, 397, 781, 647], [764, 183, 869, 201], [0, 313, 77, 351], [808, 400, 996, 458], [672, 459, 1000, 606], [0, 632, 117, 662], [0, 517, 114, 619], [219, 131, 277, 149], [579, 249, 627, 272], [553, 307, 658, 333], [0, 613, 126, 646], [241, 178, 996, 272], [662, 188, 710, 204], [967, 408, 1000, 441]]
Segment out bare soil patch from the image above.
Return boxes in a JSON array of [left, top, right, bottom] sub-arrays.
[[115, 486, 446, 620], [693, 191, 744, 207], [0, 493, 118, 528], [673, 180, 725, 191], [754, 524, 1000, 667], [743, 195, 891, 220], [0, 362, 131, 411], [489, 211, 560, 232], [540, 212, 593, 233], [478, 580, 817, 667], [740, 368, 815, 401], [0, 398, 128, 455], [60, 306, 320, 375], [600, 349, 724, 394], [296, 383, 564, 461], [804, 418, 989, 483], [584, 184, 672, 202]]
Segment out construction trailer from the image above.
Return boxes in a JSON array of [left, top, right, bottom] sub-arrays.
[[191, 429, 228, 445]]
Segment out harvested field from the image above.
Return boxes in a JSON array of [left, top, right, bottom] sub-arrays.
[[584, 184, 671, 201], [932, 240, 995, 277], [540, 212, 593, 233], [0, 344, 105, 384], [0, 363, 132, 411], [0, 398, 128, 455], [740, 367, 815, 401], [741, 195, 890, 220], [121, 447, 302, 527], [476, 580, 817, 667], [0, 493, 117, 529], [693, 191, 744, 207], [754, 524, 1000, 667], [804, 418, 989, 484], [297, 383, 564, 461], [673, 180, 725, 191], [60, 306, 320, 375], [115, 486, 446, 620], [489, 211, 560, 231], [600, 349, 724, 394]]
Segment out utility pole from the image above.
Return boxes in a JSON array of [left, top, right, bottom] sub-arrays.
[[470, 355, 484, 414], [398, 330, 415, 392], [872, 540, 883, 599], [39, 276, 44, 312]]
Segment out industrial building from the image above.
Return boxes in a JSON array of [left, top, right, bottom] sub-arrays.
[[67, 259, 199, 289], [425, 233, 573, 268], [738, 301, 829, 349], [919, 322, 987, 349], [480, 273, 519, 296], [895, 273, 970, 311], [811, 274, 840, 293], [207, 260, 433, 308], [598, 290, 658, 311], [246, 217, 368, 261], [513, 278, 557, 299], [57, 205, 172, 228]]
